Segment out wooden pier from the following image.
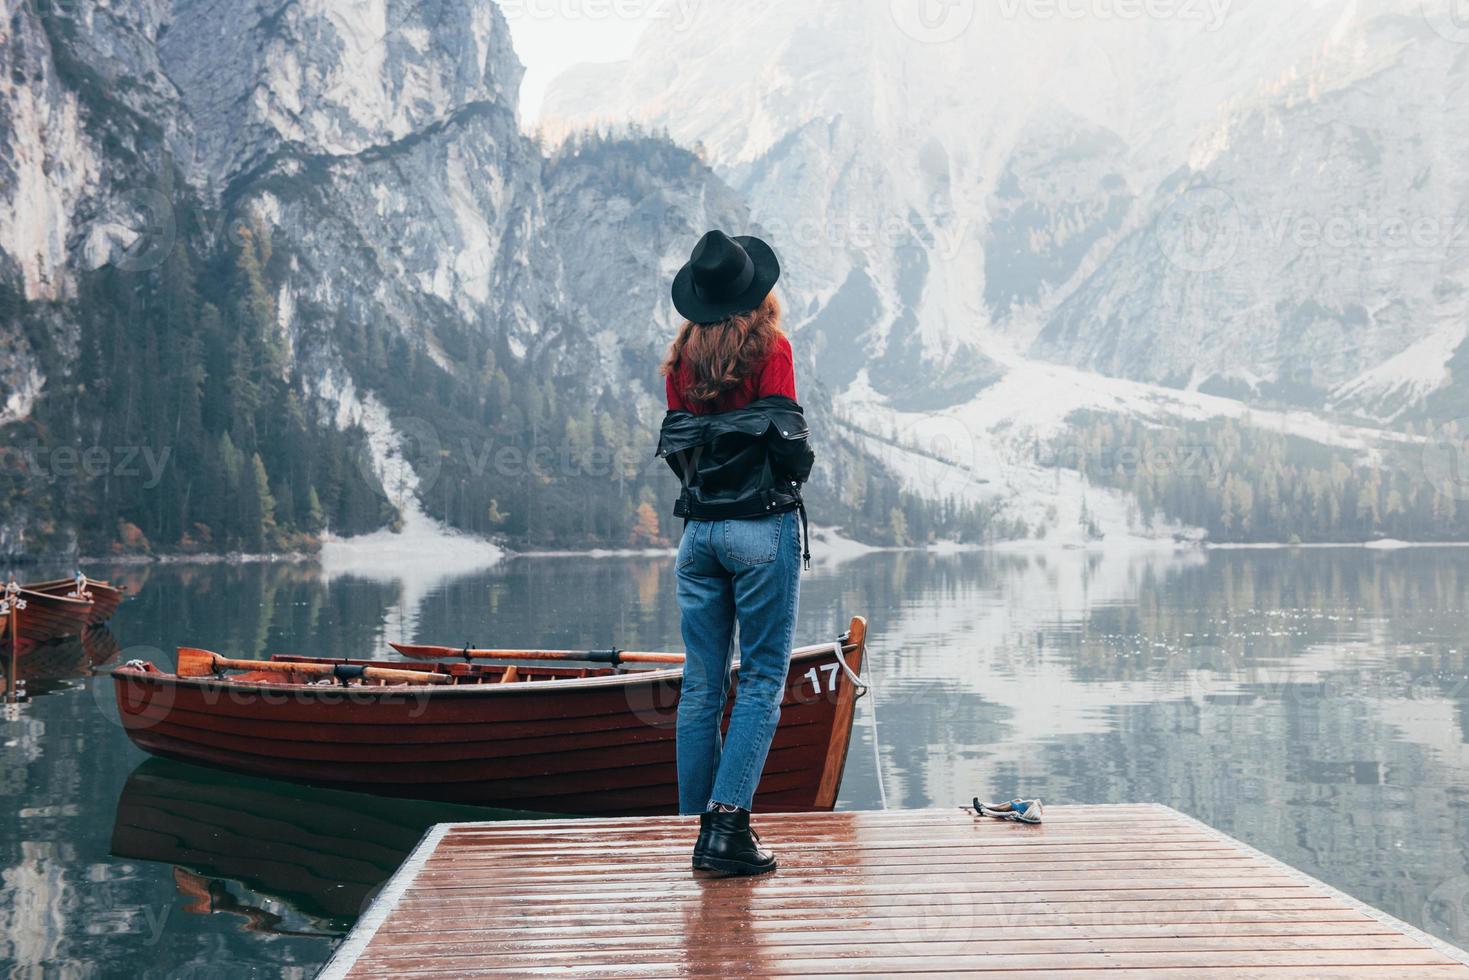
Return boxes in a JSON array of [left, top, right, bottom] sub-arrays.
[[321, 805, 1469, 978]]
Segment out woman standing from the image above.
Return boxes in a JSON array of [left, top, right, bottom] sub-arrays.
[[657, 230, 814, 877]]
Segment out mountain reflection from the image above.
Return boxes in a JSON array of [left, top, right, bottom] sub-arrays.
[[2, 547, 1468, 974]]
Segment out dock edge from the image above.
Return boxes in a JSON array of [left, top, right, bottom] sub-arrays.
[[1162, 803, 1469, 968], [319, 822, 451, 980]]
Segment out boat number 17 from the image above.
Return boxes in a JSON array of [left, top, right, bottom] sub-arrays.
[[804, 663, 840, 695]]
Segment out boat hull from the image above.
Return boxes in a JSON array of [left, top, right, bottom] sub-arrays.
[[111, 619, 867, 816], [26, 578, 124, 625], [8, 589, 94, 645]]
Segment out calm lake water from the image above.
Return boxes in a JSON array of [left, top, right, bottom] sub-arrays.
[[5, 546, 1469, 976]]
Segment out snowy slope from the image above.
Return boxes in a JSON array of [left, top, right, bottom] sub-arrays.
[[539, 0, 1464, 538], [539, 0, 1405, 399], [836, 354, 1420, 544]]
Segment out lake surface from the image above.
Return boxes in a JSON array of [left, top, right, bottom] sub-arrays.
[[4, 546, 1469, 976]]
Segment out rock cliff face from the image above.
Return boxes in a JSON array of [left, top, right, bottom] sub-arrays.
[[0, 0, 963, 555], [541, 0, 1467, 418], [1033, 7, 1469, 414]]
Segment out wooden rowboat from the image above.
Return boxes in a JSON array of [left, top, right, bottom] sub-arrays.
[[111, 616, 869, 816], [7, 587, 93, 645], [25, 576, 125, 625]]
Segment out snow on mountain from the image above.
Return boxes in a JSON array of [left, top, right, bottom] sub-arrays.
[[538, 0, 1393, 396], [0, 0, 936, 553], [539, 0, 1467, 539], [836, 352, 1419, 545], [6, 0, 1462, 549], [1035, 3, 1469, 408]]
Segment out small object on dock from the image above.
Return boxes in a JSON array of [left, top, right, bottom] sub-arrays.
[[973, 796, 1044, 823], [321, 805, 1469, 978]]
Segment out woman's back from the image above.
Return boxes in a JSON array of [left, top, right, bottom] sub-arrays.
[[665, 333, 796, 415]]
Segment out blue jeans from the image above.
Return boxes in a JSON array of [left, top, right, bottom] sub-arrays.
[[675, 510, 801, 814]]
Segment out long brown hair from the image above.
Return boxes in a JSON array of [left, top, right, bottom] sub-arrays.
[[660, 292, 783, 409]]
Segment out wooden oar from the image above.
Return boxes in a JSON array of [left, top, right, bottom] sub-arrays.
[[390, 643, 686, 666], [389, 639, 856, 667], [177, 648, 451, 685]]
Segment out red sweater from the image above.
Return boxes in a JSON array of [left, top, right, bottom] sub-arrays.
[[666, 334, 797, 415]]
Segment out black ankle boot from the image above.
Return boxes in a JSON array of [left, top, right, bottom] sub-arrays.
[[692, 808, 777, 876], [691, 810, 715, 868]]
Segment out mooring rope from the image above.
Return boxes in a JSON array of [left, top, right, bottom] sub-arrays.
[[832, 639, 888, 810]]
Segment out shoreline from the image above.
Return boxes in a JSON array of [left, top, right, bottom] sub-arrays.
[[17, 537, 1464, 566]]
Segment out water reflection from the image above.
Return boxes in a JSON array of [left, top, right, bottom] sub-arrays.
[[4, 626, 121, 699], [1, 546, 1468, 975], [110, 759, 515, 935]]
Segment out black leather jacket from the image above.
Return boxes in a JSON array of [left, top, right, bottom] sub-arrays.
[[656, 396, 815, 564]]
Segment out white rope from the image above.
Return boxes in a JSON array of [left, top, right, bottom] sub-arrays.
[[830, 640, 867, 693], [832, 639, 888, 810]]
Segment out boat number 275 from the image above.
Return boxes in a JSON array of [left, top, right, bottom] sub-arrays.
[[804, 663, 841, 695]]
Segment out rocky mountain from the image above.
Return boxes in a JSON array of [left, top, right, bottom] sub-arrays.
[[540, 0, 1400, 401], [1035, 4, 1469, 415], [542, 0, 1469, 411], [537, 0, 1469, 543], [0, 0, 996, 558], [6, 0, 1466, 554]]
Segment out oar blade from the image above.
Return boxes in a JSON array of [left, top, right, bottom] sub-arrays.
[[389, 642, 456, 660], [175, 647, 221, 677]]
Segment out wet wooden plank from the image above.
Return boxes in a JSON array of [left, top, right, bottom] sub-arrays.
[[320, 806, 1469, 978]]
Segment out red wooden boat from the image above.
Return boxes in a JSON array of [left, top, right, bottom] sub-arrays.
[[111, 616, 869, 816], [2, 585, 93, 646], [25, 575, 125, 624]]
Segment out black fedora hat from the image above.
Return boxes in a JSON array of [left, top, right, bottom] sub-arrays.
[[671, 230, 781, 324]]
